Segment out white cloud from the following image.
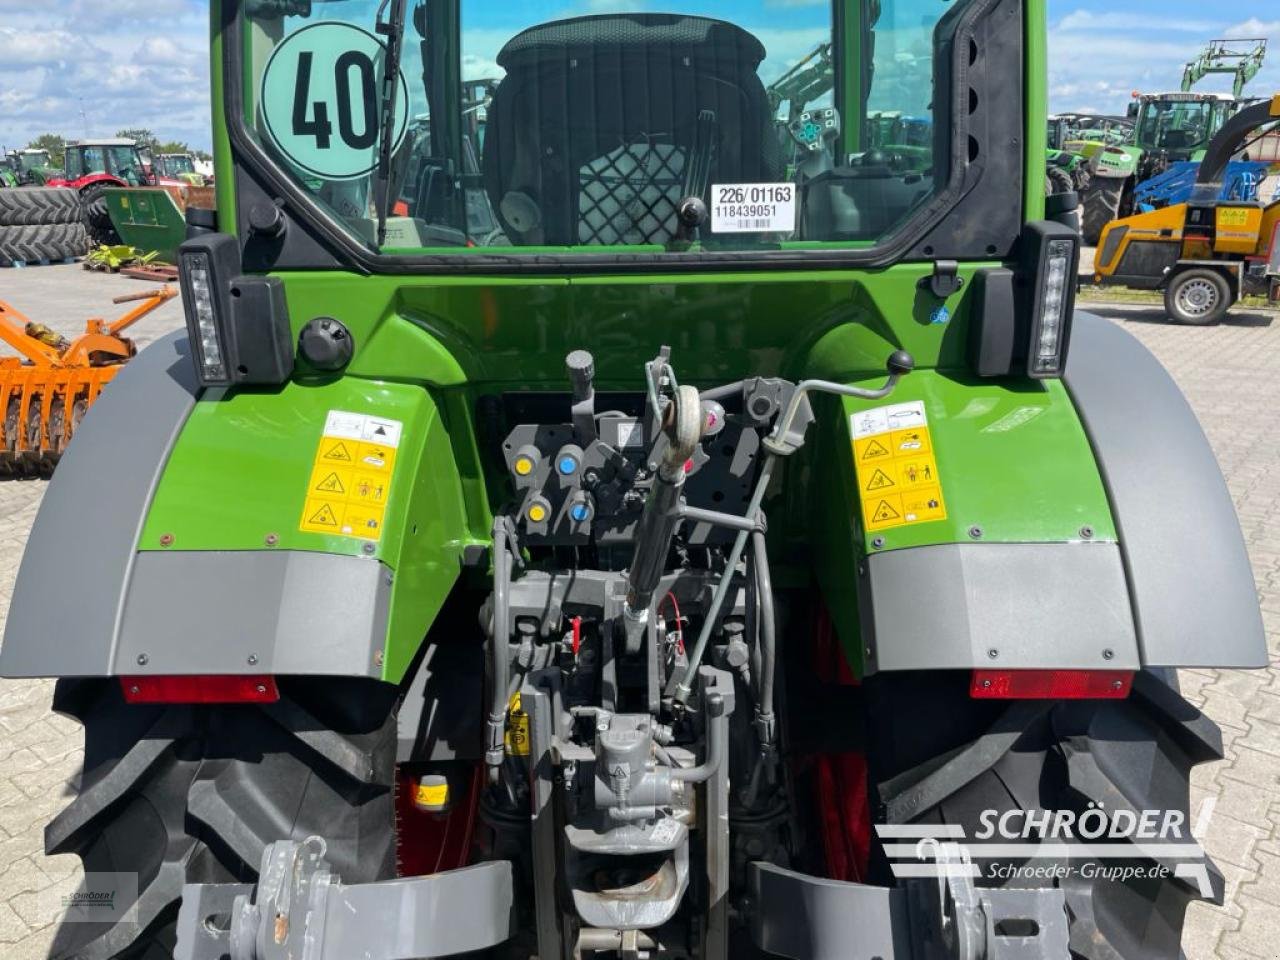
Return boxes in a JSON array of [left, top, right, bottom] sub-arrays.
[[1054, 11, 1218, 33], [1048, 9, 1280, 116]]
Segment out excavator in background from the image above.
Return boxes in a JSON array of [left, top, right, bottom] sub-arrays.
[[1093, 95, 1280, 323]]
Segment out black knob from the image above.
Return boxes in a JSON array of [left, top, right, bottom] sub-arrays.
[[298, 317, 354, 372], [677, 196, 708, 228], [887, 350, 915, 375], [248, 202, 286, 238], [566, 349, 594, 395]]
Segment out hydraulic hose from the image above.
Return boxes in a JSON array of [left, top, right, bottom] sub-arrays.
[[670, 692, 726, 783], [485, 517, 515, 776], [752, 528, 777, 748]]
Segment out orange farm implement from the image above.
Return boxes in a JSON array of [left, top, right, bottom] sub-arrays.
[[0, 286, 175, 476]]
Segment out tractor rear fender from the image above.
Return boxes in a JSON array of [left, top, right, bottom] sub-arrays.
[[0, 331, 474, 684], [0, 331, 197, 679], [75, 173, 127, 192], [1062, 311, 1265, 668]]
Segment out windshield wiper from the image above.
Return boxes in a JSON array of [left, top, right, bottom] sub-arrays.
[[374, 0, 409, 247]]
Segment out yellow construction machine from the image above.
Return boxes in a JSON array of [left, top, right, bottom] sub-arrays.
[[1093, 95, 1280, 323]]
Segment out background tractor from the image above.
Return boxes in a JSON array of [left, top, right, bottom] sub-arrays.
[[47, 138, 154, 245], [1076, 39, 1268, 243], [1, 149, 55, 187], [0, 2, 1265, 960], [153, 152, 213, 186], [1093, 95, 1280, 324]]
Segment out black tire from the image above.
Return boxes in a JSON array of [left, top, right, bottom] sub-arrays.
[[1082, 180, 1124, 245], [874, 671, 1222, 960], [0, 222, 88, 266], [1164, 268, 1232, 326], [1046, 166, 1074, 196], [45, 677, 399, 960], [0, 187, 82, 227], [1072, 166, 1092, 195], [80, 184, 121, 246]]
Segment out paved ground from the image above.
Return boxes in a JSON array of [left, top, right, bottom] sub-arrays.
[[0, 264, 1275, 957]]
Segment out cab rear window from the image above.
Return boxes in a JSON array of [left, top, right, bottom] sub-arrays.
[[238, 0, 971, 255]]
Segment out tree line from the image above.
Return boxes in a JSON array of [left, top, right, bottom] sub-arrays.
[[18, 129, 212, 168]]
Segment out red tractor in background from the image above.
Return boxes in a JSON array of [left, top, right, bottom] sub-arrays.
[[45, 139, 183, 245]]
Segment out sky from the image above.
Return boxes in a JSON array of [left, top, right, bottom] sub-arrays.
[[0, 2, 1277, 153]]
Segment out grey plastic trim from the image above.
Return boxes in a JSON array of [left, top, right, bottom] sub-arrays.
[[749, 862, 911, 959], [113, 551, 391, 677], [865, 542, 1139, 671], [1064, 311, 1265, 668], [0, 332, 200, 678]]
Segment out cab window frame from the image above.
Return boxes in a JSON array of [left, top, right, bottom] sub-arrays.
[[220, 0, 1021, 275]]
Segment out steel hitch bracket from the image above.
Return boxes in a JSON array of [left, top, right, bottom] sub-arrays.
[[174, 838, 514, 960], [749, 843, 1069, 960]]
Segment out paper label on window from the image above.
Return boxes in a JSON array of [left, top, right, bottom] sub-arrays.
[[710, 183, 796, 233]]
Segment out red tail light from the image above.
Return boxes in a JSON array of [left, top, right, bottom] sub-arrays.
[[970, 669, 1132, 700], [120, 675, 280, 704]]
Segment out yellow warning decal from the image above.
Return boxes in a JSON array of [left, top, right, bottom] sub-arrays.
[[850, 400, 947, 533], [319, 438, 355, 462], [505, 692, 530, 756], [1217, 207, 1251, 227], [298, 410, 403, 542]]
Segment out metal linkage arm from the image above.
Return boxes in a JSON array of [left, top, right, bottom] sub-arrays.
[[175, 839, 514, 960], [671, 350, 914, 703]]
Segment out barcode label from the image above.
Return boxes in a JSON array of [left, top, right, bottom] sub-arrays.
[[710, 183, 796, 234]]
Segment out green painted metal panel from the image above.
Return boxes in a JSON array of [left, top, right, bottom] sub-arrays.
[[808, 370, 1116, 672], [103, 188, 187, 261], [1024, 0, 1048, 222], [838, 373, 1116, 550], [140, 377, 469, 682], [271, 264, 986, 389]]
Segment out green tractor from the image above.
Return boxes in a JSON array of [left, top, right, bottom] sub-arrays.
[[1046, 114, 1130, 195], [2, 2, 1265, 960], [2, 148, 55, 186], [1076, 39, 1268, 243]]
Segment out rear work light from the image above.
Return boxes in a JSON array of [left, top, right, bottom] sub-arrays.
[[120, 675, 280, 704], [178, 232, 294, 388], [970, 670, 1132, 700]]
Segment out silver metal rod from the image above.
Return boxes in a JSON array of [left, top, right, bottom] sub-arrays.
[[673, 456, 775, 703]]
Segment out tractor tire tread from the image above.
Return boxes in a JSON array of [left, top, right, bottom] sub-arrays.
[[0, 222, 89, 266], [1082, 180, 1124, 245], [882, 672, 1221, 960], [0, 187, 82, 227], [45, 678, 398, 960]]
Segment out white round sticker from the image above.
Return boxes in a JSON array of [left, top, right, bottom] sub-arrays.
[[260, 22, 410, 182]]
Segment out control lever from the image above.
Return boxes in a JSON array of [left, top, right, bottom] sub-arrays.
[[622, 383, 704, 653], [566, 350, 597, 445]]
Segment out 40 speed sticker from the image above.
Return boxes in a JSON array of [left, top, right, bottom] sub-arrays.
[[851, 401, 947, 533], [260, 22, 410, 181], [710, 182, 796, 233], [299, 409, 403, 542]]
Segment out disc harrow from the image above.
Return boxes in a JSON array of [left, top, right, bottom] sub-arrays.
[[0, 286, 176, 477]]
